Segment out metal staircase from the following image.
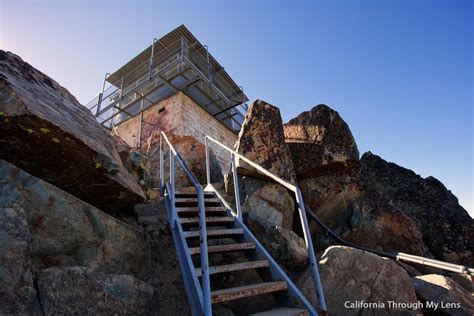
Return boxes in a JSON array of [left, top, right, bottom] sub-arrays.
[[160, 132, 327, 316], [159, 131, 473, 315]]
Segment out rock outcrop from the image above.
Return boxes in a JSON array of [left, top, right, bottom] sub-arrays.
[[299, 170, 361, 249], [235, 99, 296, 184], [359, 152, 474, 266], [284, 104, 359, 178], [343, 187, 428, 256], [267, 226, 309, 271], [447, 273, 473, 295], [115, 137, 152, 191], [240, 177, 295, 230], [0, 159, 192, 315], [143, 131, 222, 188], [0, 160, 151, 278], [226, 101, 300, 268], [301, 152, 474, 265], [299, 246, 418, 315], [36, 267, 159, 315], [301, 165, 427, 257], [411, 274, 474, 315], [137, 201, 191, 315], [0, 50, 144, 213], [235, 176, 299, 270], [0, 206, 42, 315]]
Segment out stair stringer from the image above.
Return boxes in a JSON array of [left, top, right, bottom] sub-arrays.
[[164, 182, 204, 316]]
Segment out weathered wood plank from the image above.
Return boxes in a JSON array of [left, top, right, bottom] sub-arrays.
[[180, 216, 234, 227], [250, 307, 309, 316], [175, 192, 215, 198], [183, 228, 244, 239], [211, 282, 288, 303], [196, 260, 269, 277], [189, 242, 255, 255], [175, 197, 221, 203], [176, 207, 228, 219]]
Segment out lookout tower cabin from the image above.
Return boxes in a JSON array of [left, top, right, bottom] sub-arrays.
[[85, 25, 248, 168]]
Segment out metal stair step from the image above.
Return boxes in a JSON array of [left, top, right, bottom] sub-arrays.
[[175, 198, 222, 206], [174, 187, 204, 193], [196, 259, 269, 277], [183, 228, 244, 239], [189, 242, 256, 255], [175, 197, 221, 203], [180, 216, 234, 227], [175, 192, 216, 198], [176, 206, 227, 215], [250, 307, 309, 316], [211, 281, 288, 304]]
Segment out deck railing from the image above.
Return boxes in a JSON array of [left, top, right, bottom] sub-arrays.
[[84, 37, 247, 133]]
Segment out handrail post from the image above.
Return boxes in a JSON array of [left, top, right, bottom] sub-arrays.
[[159, 134, 164, 194], [115, 76, 124, 127], [101, 73, 109, 94], [205, 137, 211, 185], [169, 151, 176, 229], [98, 73, 110, 115], [196, 186, 212, 315], [205, 45, 211, 82], [180, 36, 185, 59], [231, 153, 242, 220], [96, 93, 103, 116], [119, 76, 124, 101], [149, 38, 157, 79], [295, 189, 327, 312], [138, 98, 144, 148], [179, 36, 186, 73]]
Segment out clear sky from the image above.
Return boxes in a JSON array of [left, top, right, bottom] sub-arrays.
[[1, 0, 472, 215]]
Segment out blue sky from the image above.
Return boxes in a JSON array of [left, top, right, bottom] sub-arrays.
[[1, 0, 472, 215]]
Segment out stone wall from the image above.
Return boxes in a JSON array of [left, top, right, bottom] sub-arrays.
[[114, 92, 237, 174]]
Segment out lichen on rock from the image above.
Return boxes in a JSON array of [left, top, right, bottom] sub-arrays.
[[235, 99, 297, 184], [0, 50, 145, 213], [299, 246, 419, 315], [284, 104, 359, 178]]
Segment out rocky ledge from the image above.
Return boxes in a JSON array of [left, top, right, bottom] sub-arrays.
[[0, 50, 145, 213]]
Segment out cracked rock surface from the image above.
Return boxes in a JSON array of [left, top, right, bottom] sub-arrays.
[[0, 50, 144, 213], [298, 246, 418, 315]]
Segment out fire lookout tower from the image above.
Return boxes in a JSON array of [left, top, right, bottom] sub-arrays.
[[85, 25, 248, 154]]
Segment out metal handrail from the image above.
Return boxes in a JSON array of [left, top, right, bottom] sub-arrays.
[[160, 132, 212, 316], [97, 58, 183, 121], [305, 204, 474, 275], [205, 183, 319, 315], [204, 135, 327, 312]]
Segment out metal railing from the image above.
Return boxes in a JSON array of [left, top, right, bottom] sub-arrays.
[[204, 135, 328, 312], [84, 36, 248, 133], [305, 204, 474, 275], [160, 131, 212, 316]]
